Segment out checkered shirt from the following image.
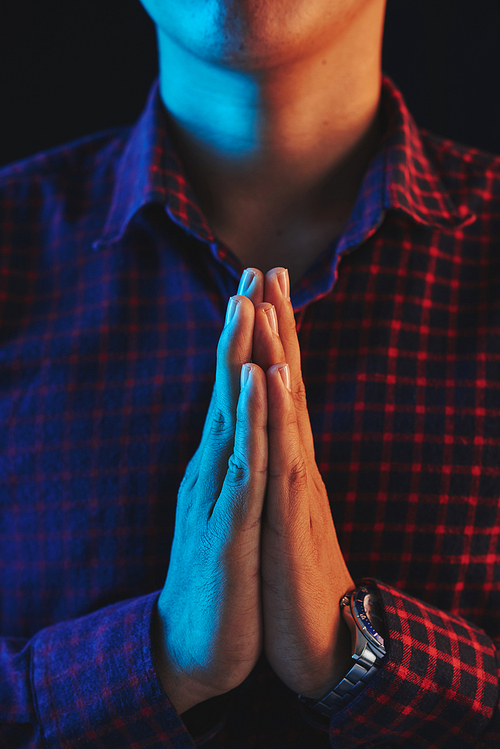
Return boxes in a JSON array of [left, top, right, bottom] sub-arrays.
[[0, 75, 499, 747]]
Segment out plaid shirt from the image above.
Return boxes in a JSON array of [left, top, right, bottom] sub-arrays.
[[0, 74, 499, 748]]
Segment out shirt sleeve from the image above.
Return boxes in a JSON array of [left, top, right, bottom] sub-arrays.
[[1, 591, 230, 748], [299, 579, 500, 747]]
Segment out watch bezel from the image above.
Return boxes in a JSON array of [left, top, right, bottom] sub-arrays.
[[351, 586, 386, 652]]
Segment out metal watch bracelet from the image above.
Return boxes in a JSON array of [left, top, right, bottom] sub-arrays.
[[297, 645, 383, 718], [297, 586, 386, 719]]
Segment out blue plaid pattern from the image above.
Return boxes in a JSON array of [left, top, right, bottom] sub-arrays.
[[0, 75, 500, 747]]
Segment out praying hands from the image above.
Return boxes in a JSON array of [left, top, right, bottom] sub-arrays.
[[152, 267, 354, 715]]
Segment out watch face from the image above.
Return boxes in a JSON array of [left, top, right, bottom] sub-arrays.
[[353, 587, 386, 650]]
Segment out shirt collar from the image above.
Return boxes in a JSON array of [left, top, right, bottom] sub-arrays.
[[93, 75, 476, 253], [92, 79, 216, 250], [380, 76, 476, 230]]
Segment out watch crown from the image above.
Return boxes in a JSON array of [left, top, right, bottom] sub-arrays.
[[339, 594, 350, 607]]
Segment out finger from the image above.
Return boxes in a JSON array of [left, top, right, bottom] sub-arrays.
[[189, 263, 258, 472], [181, 378, 217, 483], [236, 267, 264, 306], [252, 301, 287, 374], [263, 267, 315, 461], [263, 267, 298, 371], [212, 363, 268, 536], [186, 272, 261, 482], [195, 294, 256, 505], [264, 361, 308, 534]]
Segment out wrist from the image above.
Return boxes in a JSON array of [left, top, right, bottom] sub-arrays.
[[158, 663, 212, 715], [151, 602, 217, 714], [298, 616, 352, 700], [297, 585, 387, 718]]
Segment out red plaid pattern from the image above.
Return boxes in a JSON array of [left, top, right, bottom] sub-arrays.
[[0, 75, 499, 747], [321, 581, 499, 747]]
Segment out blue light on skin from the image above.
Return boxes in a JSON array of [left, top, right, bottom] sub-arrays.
[[156, 27, 261, 158], [139, 0, 386, 169], [138, 0, 387, 284]]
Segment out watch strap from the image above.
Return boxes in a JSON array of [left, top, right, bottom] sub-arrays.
[[298, 648, 383, 718], [297, 585, 386, 719]]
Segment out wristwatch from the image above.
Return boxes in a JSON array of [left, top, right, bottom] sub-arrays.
[[298, 585, 386, 719]]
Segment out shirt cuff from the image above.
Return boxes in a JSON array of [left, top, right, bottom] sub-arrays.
[[300, 579, 498, 747], [31, 591, 226, 748]]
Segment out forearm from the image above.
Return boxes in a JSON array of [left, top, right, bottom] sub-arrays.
[[0, 592, 195, 749], [151, 603, 216, 715]]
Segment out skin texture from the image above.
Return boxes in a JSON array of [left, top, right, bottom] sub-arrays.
[[153, 268, 354, 714], [252, 268, 355, 696], [144, 0, 387, 716], [154, 289, 269, 712], [139, 0, 387, 286]]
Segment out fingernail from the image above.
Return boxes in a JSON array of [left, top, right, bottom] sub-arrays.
[[225, 296, 239, 327], [279, 364, 291, 392], [264, 305, 278, 335], [241, 363, 252, 390], [237, 268, 255, 296], [277, 269, 290, 300]]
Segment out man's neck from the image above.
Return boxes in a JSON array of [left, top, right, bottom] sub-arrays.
[[156, 0, 386, 280]]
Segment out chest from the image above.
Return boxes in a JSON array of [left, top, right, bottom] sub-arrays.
[[1, 226, 499, 638]]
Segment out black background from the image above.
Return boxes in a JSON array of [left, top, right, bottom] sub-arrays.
[[1, 0, 499, 168]]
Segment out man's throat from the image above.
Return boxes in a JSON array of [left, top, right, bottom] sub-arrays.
[[213, 213, 347, 290]]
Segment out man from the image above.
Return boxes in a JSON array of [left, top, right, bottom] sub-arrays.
[[0, 0, 499, 746]]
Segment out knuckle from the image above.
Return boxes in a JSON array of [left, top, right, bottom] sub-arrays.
[[284, 410, 298, 430], [226, 451, 249, 487], [288, 457, 308, 488], [293, 378, 308, 408], [227, 449, 267, 484], [268, 449, 307, 486], [178, 455, 199, 497], [212, 407, 234, 440], [178, 471, 197, 500]]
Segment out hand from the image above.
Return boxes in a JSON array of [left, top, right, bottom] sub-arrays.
[[152, 276, 269, 715], [250, 267, 354, 700]]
